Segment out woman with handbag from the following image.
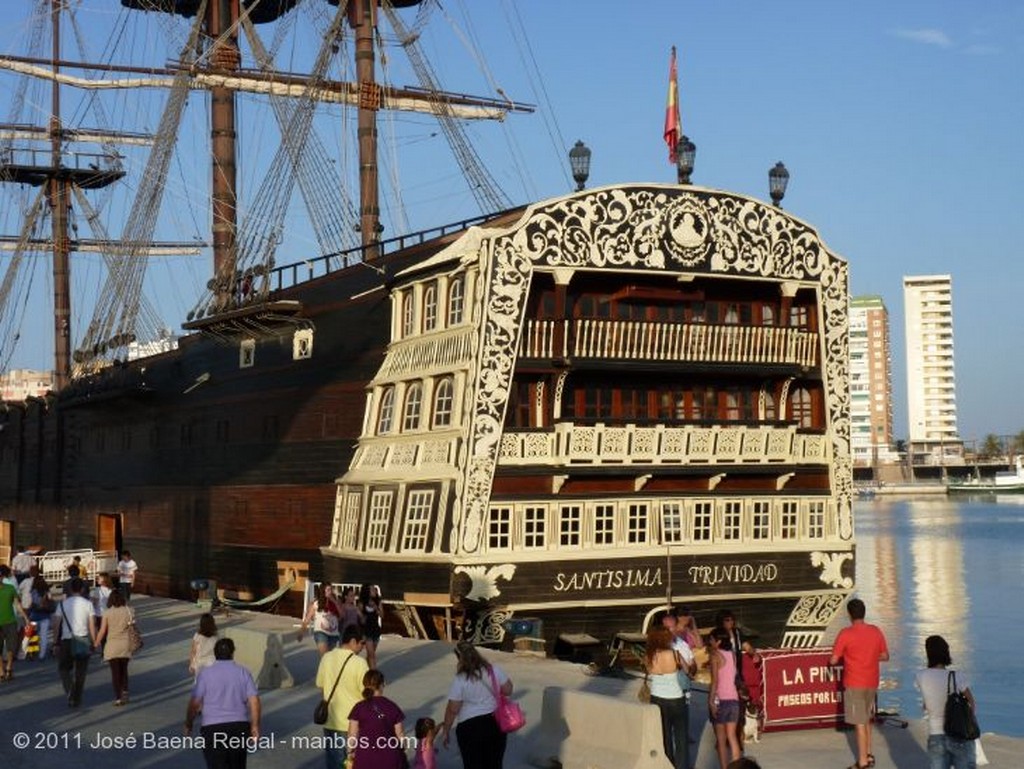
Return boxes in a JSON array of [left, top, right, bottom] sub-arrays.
[[440, 641, 515, 769], [914, 635, 977, 769], [645, 626, 693, 769], [94, 588, 134, 705]]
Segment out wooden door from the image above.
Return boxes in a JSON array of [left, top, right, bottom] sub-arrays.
[[0, 519, 11, 566], [96, 514, 122, 554]]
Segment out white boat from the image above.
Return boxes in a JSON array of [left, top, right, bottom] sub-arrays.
[[947, 457, 1024, 493]]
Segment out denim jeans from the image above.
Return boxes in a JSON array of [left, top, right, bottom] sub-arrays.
[[650, 694, 691, 769], [927, 733, 976, 769], [323, 728, 347, 769]]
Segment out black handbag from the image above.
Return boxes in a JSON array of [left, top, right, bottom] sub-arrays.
[[314, 652, 354, 725], [943, 671, 980, 741]]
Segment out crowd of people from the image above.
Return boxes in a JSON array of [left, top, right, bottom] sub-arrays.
[[2, 549, 984, 769]]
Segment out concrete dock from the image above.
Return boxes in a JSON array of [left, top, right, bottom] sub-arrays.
[[0, 596, 1016, 769]]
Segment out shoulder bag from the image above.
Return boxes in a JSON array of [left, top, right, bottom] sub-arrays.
[[127, 609, 144, 654], [487, 665, 525, 733], [57, 604, 91, 664], [943, 670, 980, 741], [637, 671, 652, 703], [314, 651, 354, 725]]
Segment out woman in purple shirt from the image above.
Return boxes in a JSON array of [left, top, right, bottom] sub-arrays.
[[348, 669, 406, 769]]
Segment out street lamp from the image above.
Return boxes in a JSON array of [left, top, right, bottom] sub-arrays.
[[676, 135, 696, 185], [769, 161, 789, 207], [569, 140, 591, 191]]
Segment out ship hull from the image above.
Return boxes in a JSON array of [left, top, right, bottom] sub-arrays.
[[2, 185, 854, 651]]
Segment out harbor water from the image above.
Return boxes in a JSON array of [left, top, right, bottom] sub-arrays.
[[854, 495, 1024, 737]]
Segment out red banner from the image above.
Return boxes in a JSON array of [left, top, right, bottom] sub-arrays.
[[760, 649, 844, 730], [663, 46, 680, 164]]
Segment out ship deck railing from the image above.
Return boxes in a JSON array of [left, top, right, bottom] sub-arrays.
[[518, 318, 818, 368], [497, 422, 830, 467], [267, 211, 509, 292]]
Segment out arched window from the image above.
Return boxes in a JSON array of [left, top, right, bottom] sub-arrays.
[[790, 387, 813, 428], [447, 277, 465, 325], [423, 283, 438, 332], [377, 387, 395, 434], [403, 383, 423, 431], [761, 304, 775, 326], [433, 377, 454, 427], [763, 390, 777, 421], [401, 293, 415, 337]]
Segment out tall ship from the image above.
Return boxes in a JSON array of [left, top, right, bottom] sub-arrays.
[[0, 1, 853, 649]]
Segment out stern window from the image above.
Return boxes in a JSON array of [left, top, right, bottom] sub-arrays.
[[366, 491, 394, 551], [401, 490, 434, 551], [448, 277, 465, 325]]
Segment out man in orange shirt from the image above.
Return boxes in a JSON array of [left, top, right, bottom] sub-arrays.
[[830, 598, 889, 769]]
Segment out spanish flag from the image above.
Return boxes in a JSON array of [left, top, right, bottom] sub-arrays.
[[664, 46, 681, 164]]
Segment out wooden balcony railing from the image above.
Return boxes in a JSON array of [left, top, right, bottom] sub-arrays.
[[498, 422, 830, 467], [519, 319, 818, 368]]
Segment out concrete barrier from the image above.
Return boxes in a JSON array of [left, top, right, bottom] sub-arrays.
[[222, 626, 294, 689], [528, 686, 672, 769]]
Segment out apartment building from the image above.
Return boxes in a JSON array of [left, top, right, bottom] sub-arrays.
[[0, 369, 54, 401], [849, 296, 897, 465], [903, 275, 962, 464]]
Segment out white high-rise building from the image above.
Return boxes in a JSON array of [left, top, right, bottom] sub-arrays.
[[903, 275, 962, 464], [849, 296, 896, 465]]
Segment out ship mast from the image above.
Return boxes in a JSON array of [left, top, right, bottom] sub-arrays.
[[48, 0, 71, 391], [208, 0, 241, 310], [354, 0, 380, 259]]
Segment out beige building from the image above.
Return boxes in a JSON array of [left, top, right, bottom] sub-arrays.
[[849, 296, 896, 465], [0, 369, 54, 401], [903, 275, 962, 464]]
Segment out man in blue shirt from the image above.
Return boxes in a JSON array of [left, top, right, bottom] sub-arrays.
[[185, 638, 261, 769]]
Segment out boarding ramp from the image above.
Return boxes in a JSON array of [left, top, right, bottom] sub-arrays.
[[37, 549, 116, 590], [528, 687, 672, 769]]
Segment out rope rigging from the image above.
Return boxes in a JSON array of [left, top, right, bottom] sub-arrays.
[[74, 0, 209, 369]]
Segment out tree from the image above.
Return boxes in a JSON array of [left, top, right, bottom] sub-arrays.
[[980, 433, 1003, 460], [1014, 430, 1024, 457]]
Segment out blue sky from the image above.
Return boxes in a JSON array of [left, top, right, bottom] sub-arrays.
[[2, 0, 1022, 443]]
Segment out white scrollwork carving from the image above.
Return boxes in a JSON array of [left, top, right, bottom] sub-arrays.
[[464, 607, 514, 645], [788, 592, 846, 626], [453, 563, 517, 602], [810, 552, 854, 589]]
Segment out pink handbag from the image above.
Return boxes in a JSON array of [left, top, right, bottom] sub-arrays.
[[488, 666, 526, 733]]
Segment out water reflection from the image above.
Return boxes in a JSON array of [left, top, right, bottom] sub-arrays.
[[853, 497, 1023, 736]]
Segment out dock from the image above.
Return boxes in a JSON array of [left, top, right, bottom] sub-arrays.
[[0, 596, 1016, 769]]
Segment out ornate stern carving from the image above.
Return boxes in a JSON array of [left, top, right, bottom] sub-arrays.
[[810, 551, 853, 589], [453, 564, 517, 602]]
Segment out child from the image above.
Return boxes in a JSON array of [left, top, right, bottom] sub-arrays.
[[412, 717, 436, 769]]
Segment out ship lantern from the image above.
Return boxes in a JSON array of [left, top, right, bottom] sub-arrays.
[[569, 140, 591, 191], [769, 161, 790, 207], [676, 135, 696, 185]]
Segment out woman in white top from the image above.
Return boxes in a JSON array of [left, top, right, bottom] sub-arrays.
[[914, 635, 976, 769], [298, 583, 340, 656], [188, 612, 218, 678], [440, 641, 514, 769], [646, 626, 692, 769]]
